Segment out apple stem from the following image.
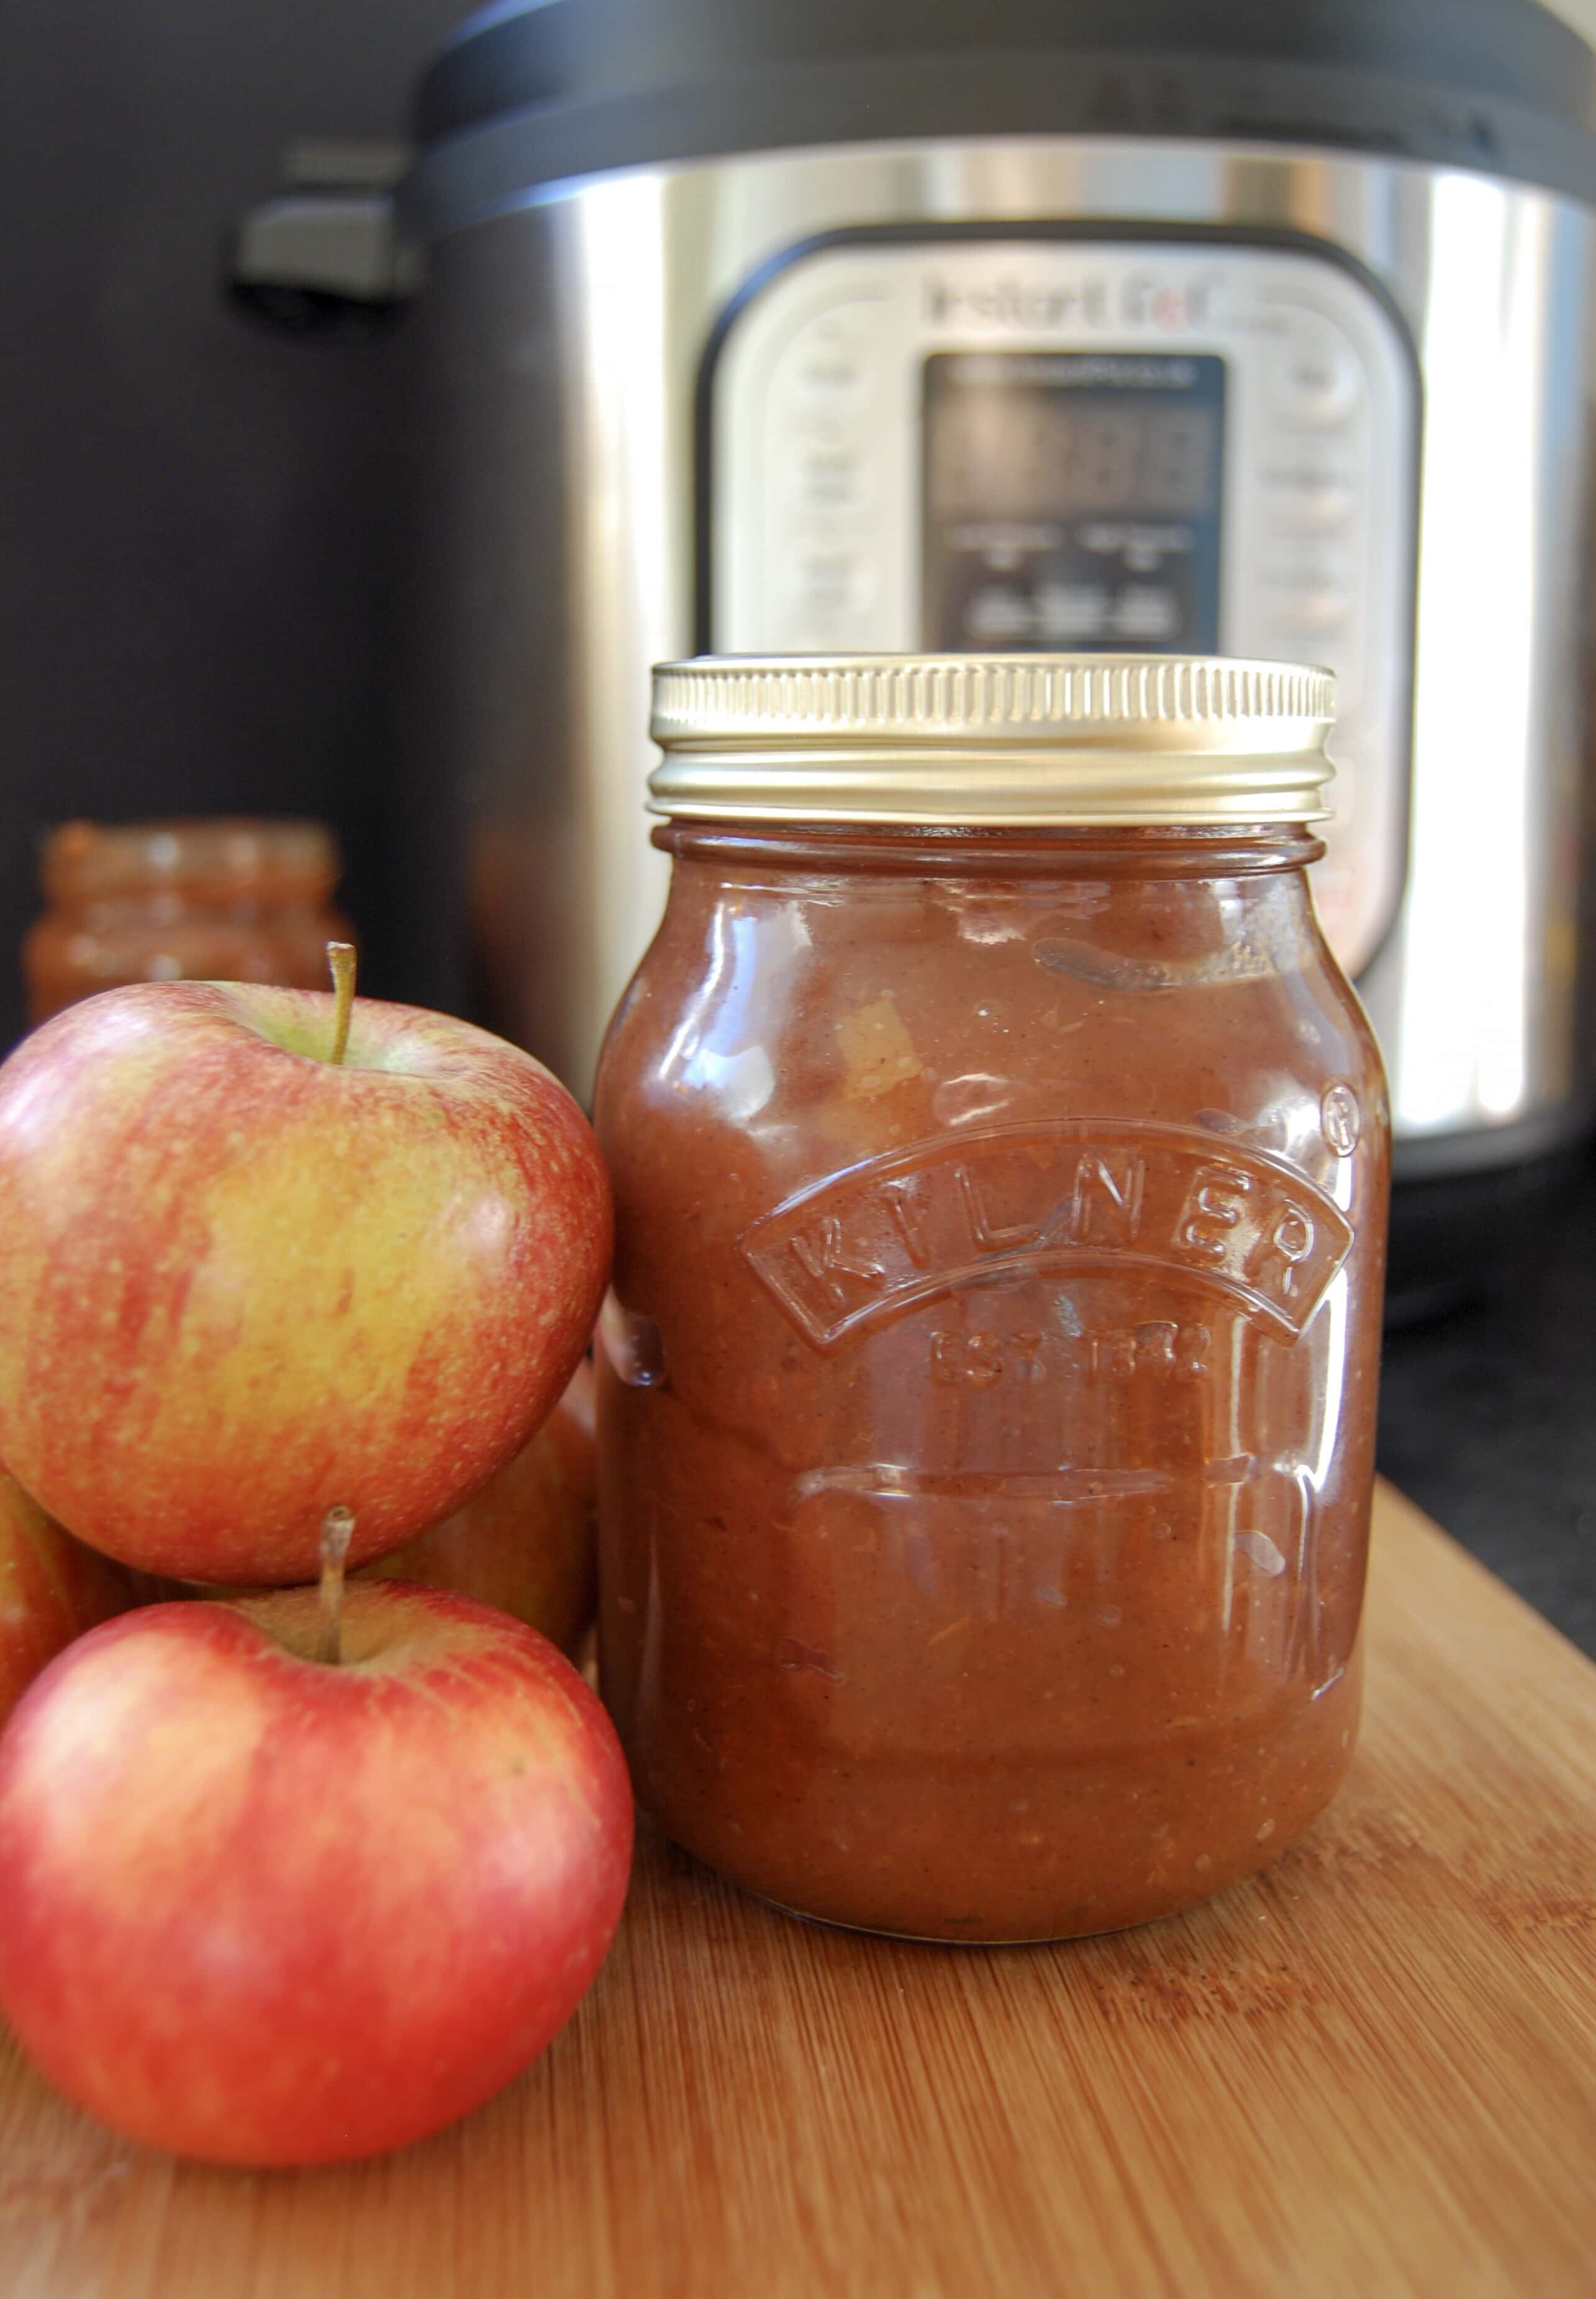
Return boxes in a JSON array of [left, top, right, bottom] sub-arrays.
[[315, 1507, 356, 1666], [325, 943, 356, 1068]]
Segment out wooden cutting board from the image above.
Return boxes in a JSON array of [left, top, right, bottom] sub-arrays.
[[2, 1481, 1594, 2299]]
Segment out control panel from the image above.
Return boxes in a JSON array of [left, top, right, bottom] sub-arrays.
[[707, 238, 1418, 977]]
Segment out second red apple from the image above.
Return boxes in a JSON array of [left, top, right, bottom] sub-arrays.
[[0, 1582, 633, 2165]]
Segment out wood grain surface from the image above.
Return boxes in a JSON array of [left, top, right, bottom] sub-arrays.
[[2, 1480, 1594, 2299]]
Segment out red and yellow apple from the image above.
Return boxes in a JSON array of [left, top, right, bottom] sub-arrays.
[[355, 1359, 597, 1656], [0, 1470, 136, 1725], [165, 1362, 599, 1655], [0, 1581, 633, 2165], [0, 981, 612, 1585]]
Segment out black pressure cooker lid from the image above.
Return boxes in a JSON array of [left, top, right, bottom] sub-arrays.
[[410, 0, 1596, 234]]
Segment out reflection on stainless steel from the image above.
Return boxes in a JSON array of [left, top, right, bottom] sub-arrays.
[[419, 138, 1594, 1167], [1395, 174, 1582, 1135]]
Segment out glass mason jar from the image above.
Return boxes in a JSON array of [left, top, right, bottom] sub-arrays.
[[596, 656, 1389, 1943], [23, 819, 351, 1025]]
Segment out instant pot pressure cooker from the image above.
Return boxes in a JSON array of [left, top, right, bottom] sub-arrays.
[[248, 0, 1596, 1299]]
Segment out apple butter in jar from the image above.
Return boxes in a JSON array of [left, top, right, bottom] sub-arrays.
[[596, 656, 1389, 1942], [24, 820, 350, 1024]]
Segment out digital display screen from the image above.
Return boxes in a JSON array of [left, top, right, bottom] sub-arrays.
[[929, 397, 1220, 519], [922, 352, 1226, 653]]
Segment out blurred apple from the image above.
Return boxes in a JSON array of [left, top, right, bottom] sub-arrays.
[[168, 1365, 599, 1654], [355, 1360, 597, 1657], [0, 978, 611, 1585], [0, 1580, 633, 2166], [0, 1471, 135, 1725]]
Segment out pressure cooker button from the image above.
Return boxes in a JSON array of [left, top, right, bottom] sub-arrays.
[[791, 543, 876, 619], [791, 436, 869, 514], [1266, 566, 1353, 635], [783, 324, 875, 413], [1263, 466, 1357, 534], [1270, 325, 1362, 429]]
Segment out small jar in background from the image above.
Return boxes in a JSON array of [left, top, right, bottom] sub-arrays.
[[23, 820, 352, 1025]]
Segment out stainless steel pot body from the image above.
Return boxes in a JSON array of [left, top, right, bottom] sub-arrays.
[[412, 135, 1595, 1181]]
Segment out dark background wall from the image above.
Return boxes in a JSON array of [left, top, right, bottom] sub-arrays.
[[0, 0, 467, 1048]]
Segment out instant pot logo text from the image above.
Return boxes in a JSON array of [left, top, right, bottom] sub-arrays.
[[742, 1120, 1352, 1352], [927, 272, 1220, 333]]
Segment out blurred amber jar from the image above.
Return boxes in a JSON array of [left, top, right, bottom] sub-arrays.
[[24, 819, 351, 1024]]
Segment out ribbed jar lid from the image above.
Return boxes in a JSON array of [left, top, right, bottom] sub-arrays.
[[649, 655, 1336, 827]]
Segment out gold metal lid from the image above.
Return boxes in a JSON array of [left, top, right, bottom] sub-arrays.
[[650, 655, 1336, 826]]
